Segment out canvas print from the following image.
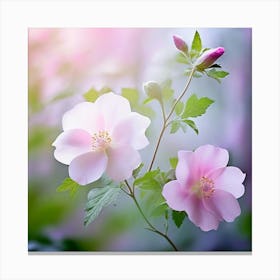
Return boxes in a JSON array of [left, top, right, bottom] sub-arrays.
[[28, 28, 252, 251]]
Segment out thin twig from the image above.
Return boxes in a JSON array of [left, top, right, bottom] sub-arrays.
[[148, 67, 196, 171], [124, 180, 178, 251]]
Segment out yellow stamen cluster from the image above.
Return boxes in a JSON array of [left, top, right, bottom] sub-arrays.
[[92, 130, 112, 151]]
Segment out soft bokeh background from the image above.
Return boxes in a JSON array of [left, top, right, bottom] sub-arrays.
[[28, 28, 252, 251]]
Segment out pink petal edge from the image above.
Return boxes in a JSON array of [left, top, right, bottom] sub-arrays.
[[162, 180, 189, 211], [52, 129, 92, 165], [203, 189, 241, 222], [106, 145, 141, 181], [69, 151, 108, 185]]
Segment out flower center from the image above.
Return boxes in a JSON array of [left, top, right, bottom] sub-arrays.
[[191, 176, 215, 198], [200, 176, 215, 198], [92, 130, 112, 151]]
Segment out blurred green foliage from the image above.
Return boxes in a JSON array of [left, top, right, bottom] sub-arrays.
[[29, 126, 58, 153], [237, 211, 252, 238]]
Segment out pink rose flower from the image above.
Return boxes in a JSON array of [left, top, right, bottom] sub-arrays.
[[162, 145, 245, 231], [52, 93, 150, 185], [195, 47, 224, 70]]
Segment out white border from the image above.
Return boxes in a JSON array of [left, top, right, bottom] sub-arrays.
[[1, 0, 279, 279]]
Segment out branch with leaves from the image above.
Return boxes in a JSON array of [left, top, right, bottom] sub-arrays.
[[54, 31, 245, 251]]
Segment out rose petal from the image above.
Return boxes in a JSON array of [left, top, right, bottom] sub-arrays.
[[111, 112, 151, 150], [106, 146, 141, 181], [203, 189, 241, 222], [184, 193, 220, 231], [69, 151, 108, 185], [162, 180, 188, 211], [175, 150, 194, 188], [52, 129, 92, 164], [209, 167, 245, 198], [94, 93, 131, 129], [62, 102, 103, 134], [193, 145, 229, 176]]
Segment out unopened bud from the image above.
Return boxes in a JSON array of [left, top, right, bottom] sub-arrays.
[[195, 47, 224, 71], [143, 81, 162, 101], [173, 35, 188, 54]]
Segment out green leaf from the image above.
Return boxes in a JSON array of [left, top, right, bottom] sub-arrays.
[[83, 88, 100, 102], [175, 52, 191, 64], [206, 69, 229, 83], [182, 119, 199, 135], [141, 184, 165, 208], [170, 120, 190, 134], [170, 118, 199, 134], [180, 122, 187, 133], [155, 170, 170, 185], [121, 88, 139, 107], [150, 202, 168, 217], [134, 170, 161, 191], [182, 94, 214, 119], [137, 169, 173, 216], [184, 69, 203, 78], [143, 97, 153, 104], [172, 210, 186, 228], [169, 157, 178, 169], [89, 176, 112, 188], [170, 120, 181, 134], [84, 184, 120, 226], [208, 69, 229, 78], [191, 31, 202, 58], [56, 177, 80, 197], [174, 101, 184, 116], [135, 170, 166, 191], [165, 169, 176, 182], [143, 190, 165, 214], [161, 79, 174, 101], [201, 47, 210, 53], [132, 163, 144, 179]]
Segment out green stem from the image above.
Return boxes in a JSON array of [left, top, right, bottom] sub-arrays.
[[148, 122, 167, 171], [124, 180, 178, 251], [160, 100, 167, 123], [148, 67, 196, 171], [166, 67, 195, 121]]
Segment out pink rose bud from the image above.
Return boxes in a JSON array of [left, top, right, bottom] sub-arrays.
[[173, 35, 188, 53], [195, 47, 224, 70]]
